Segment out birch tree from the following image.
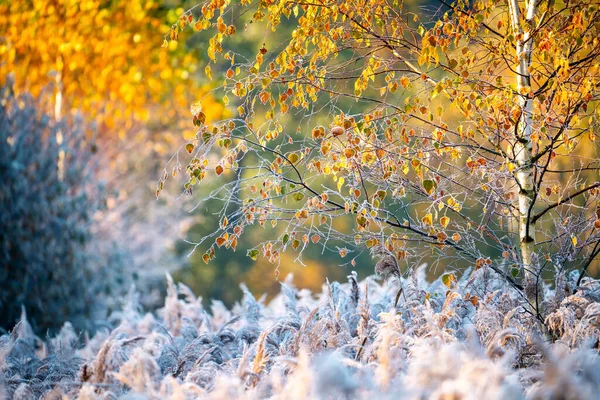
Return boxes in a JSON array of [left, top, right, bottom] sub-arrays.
[[162, 0, 600, 317], [509, 0, 542, 308]]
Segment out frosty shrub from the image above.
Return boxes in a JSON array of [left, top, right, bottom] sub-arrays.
[[0, 86, 129, 334], [1, 270, 600, 399]]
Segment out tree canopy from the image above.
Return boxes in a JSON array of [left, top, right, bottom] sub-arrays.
[[162, 0, 599, 314], [0, 0, 225, 139]]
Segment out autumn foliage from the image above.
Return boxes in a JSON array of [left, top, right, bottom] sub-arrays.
[[0, 0, 232, 331], [0, 0, 225, 138], [161, 0, 600, 317]]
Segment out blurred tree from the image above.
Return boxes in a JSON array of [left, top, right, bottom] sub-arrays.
[[0, 0, 235, 303], [162, 0, 600, 319], [0, 0, 225, 139], [0, 86, 128, 333], [0, 0, 234, 324]]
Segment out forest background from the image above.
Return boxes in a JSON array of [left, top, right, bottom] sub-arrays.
[[1, 0, 598, 334], [0, 0, 407, 332]]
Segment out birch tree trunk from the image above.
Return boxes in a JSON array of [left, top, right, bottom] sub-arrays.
[[55, 54, 65, 181], [508, 0, 542, 310], [54, 55, 63, 123]]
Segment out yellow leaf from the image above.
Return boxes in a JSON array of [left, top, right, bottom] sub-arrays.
[[337, 176, 345, 192], [422, 213, 433, 226], [287, 152, 300, 164], [205, 65, 212, 81], [442, 273, 456, 288], [440, 216, 450, 228]]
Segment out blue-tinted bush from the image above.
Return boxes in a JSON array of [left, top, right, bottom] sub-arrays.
[[0, 86, 128, 334]]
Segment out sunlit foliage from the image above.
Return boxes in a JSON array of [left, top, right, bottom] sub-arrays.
[[0, 0, 225, 139], [162, 0, 600, 315]]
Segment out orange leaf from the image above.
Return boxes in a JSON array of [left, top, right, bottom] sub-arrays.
[[295, 209, 309, 219], [400, 76, 410, 88], [330, 126, 345, 137], [259, 91, 270, 104]]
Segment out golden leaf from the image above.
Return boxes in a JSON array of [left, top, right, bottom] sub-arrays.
[[422, 213, 433, 226], [440, 216, 450, 228]]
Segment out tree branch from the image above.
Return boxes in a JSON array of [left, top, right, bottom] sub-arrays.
[[531, 182, 600, 224]]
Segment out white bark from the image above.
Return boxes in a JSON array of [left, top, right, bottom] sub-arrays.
[[55, 54, 65, 181], [508, 0, 541, 308]]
